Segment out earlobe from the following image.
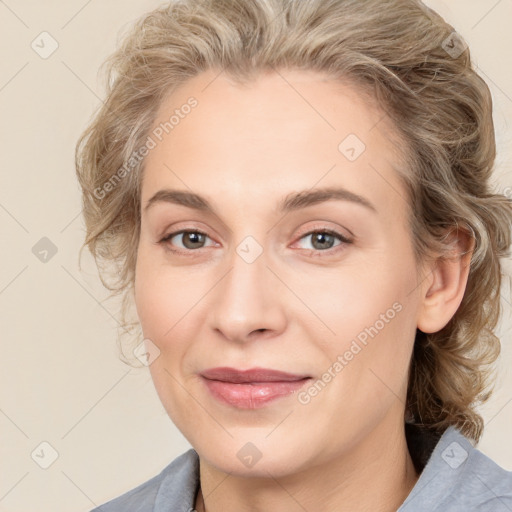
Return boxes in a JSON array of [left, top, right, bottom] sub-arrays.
[[416, 227, 475, 334]]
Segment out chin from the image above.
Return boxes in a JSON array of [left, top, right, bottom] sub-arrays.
[[193, 431, 316, 478]]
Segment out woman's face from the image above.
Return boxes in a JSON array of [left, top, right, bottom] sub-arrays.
[[135, 69, 426, 476]]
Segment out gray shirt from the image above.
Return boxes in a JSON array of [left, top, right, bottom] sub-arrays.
[[90, 426, 512, 511]]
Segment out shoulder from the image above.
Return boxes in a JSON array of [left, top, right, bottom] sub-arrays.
[[400, 426, 512, 512], [89, 448, 200, 512]]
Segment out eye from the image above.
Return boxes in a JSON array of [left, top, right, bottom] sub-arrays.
[[159, 229, 215, 252], [295, 229, 352, 253], [158, 228, 353, 256]]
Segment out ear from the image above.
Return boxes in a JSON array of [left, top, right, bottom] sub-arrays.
[[416, 227, 475, 334]]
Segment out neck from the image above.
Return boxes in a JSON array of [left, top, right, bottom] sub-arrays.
[[195, 420, 419, 512]]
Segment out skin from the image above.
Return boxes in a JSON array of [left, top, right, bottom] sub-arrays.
[[134, 68, 473, 512]]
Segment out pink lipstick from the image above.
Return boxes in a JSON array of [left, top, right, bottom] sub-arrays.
[[200, 367, 311, 409]]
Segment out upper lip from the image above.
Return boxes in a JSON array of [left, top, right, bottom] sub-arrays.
[[200, 367, 311, 383]]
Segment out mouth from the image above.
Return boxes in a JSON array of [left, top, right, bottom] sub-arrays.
[[200, 367, 312, 409]]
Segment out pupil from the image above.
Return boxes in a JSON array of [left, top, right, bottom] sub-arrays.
[[314, 233, 333, 250], [185, 232, 204, 248]]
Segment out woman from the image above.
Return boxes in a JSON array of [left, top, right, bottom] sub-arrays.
[[75, 0, 512, 510]]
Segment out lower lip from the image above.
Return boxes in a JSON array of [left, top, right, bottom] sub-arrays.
[[202, 377, 310, 409]]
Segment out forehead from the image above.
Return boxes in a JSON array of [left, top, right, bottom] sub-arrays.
[[141, 69, 409, 222]]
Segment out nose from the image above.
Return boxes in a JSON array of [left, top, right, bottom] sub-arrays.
[[208, 242, 287, 344]]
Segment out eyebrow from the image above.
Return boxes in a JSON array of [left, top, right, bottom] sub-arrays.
[[144, 186, 377, 215]]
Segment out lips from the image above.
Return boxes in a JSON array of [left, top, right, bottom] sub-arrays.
[[200, 367, 311, 409]]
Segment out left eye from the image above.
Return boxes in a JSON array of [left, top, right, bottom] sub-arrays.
[[296, 230, 351, 251]]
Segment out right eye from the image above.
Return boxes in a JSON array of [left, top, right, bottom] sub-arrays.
[[159, 229, 216, 253]]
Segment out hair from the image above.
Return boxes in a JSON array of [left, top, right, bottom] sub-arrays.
[[75, 0, 512, 444]]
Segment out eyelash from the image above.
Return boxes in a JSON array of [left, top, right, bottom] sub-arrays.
[[158, 227, 353, 257]]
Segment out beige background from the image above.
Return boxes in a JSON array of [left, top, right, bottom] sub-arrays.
[[0, 1, 511, 511]]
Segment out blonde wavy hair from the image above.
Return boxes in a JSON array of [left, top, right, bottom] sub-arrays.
[[75, 0, 512, 443]]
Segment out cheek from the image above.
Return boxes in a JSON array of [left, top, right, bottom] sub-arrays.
[[312, 264, 411, 339], [134, 253, 160, 336], [134, 253, 198, 425], [134, 248, 194, 338], [133, 248, 212, 374], [311, 254, 419, 384]]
